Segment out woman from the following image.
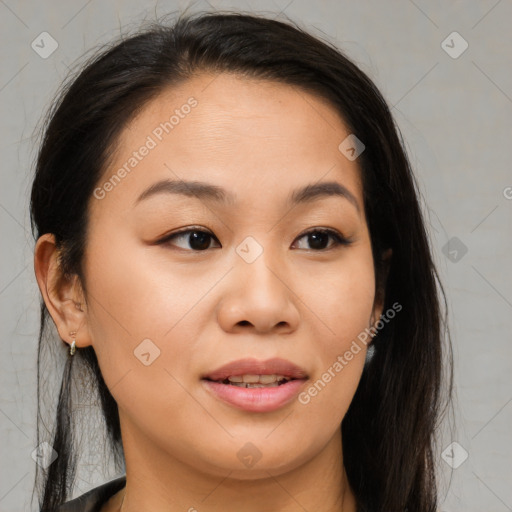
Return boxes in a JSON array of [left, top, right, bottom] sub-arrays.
[[31, 11, 452, 512]]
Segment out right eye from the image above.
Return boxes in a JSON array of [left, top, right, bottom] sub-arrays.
[[158, 228, 221, 251]]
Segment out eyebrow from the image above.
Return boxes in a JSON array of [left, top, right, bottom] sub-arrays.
[[135, 179, 361, 214]]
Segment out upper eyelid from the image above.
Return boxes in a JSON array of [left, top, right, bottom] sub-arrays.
[[165, 226, 343, 237], [160, 226, 349, 247], [160, 227, 220, 248]]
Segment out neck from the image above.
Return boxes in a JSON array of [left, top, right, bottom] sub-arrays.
[[117, 415, 357, 512]]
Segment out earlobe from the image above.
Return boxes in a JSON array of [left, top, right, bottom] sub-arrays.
[[34, 233, 92, 349]]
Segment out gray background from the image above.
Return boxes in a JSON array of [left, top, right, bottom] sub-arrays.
[[1, 1, 511, 511]]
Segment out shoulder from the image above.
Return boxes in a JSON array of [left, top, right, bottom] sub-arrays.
[[56, 476, 126, 512]]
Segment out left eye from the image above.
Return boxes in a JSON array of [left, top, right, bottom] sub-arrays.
[[161, 229, 221, 251], [292, 228, 351, 251]]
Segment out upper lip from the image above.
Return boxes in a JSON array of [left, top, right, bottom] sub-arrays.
[[202, 358, 308, 381]]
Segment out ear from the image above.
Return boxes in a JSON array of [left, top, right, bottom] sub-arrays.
[[370, 248, 393, 327], [34, 233, 92, 350]]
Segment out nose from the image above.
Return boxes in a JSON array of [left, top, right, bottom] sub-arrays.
[[216, 250, 300, 335]]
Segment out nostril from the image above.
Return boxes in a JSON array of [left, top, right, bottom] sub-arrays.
[[238, 320, 251, 326]]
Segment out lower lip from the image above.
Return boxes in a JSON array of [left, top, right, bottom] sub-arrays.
[[202, 379, 306, 413]]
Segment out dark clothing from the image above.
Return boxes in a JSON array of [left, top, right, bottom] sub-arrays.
[[56, 476, 126, 512], [56, 475, 362, 511]]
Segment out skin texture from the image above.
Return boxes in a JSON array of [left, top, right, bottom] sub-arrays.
[[34, 73, 388, 511]]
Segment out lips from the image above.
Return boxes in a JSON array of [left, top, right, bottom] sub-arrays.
[[201, 357, 309, 382], [201, 358, 309, 413]]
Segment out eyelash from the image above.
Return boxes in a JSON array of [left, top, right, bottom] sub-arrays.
[[156, 226, 352, 252]]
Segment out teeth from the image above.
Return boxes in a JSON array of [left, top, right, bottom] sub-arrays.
[[242, 374, 260, 383], [258, 374, 279, 384], [230, 382, 281, 388], [224, 374, 291, 385]]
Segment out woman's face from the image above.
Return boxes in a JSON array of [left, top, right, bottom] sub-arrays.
[[81, 72, 383, 479]]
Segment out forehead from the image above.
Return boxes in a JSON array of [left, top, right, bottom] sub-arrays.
[[99, 72, 363, 211]]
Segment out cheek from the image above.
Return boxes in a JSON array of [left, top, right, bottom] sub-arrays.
[[82, 229, 226, 387], [308, 245, 376, 346], [297, 249, 375, 422], [83, 228, 194, 337]]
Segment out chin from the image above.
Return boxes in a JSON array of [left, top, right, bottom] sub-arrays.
[[198, 441, 314, 479]]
